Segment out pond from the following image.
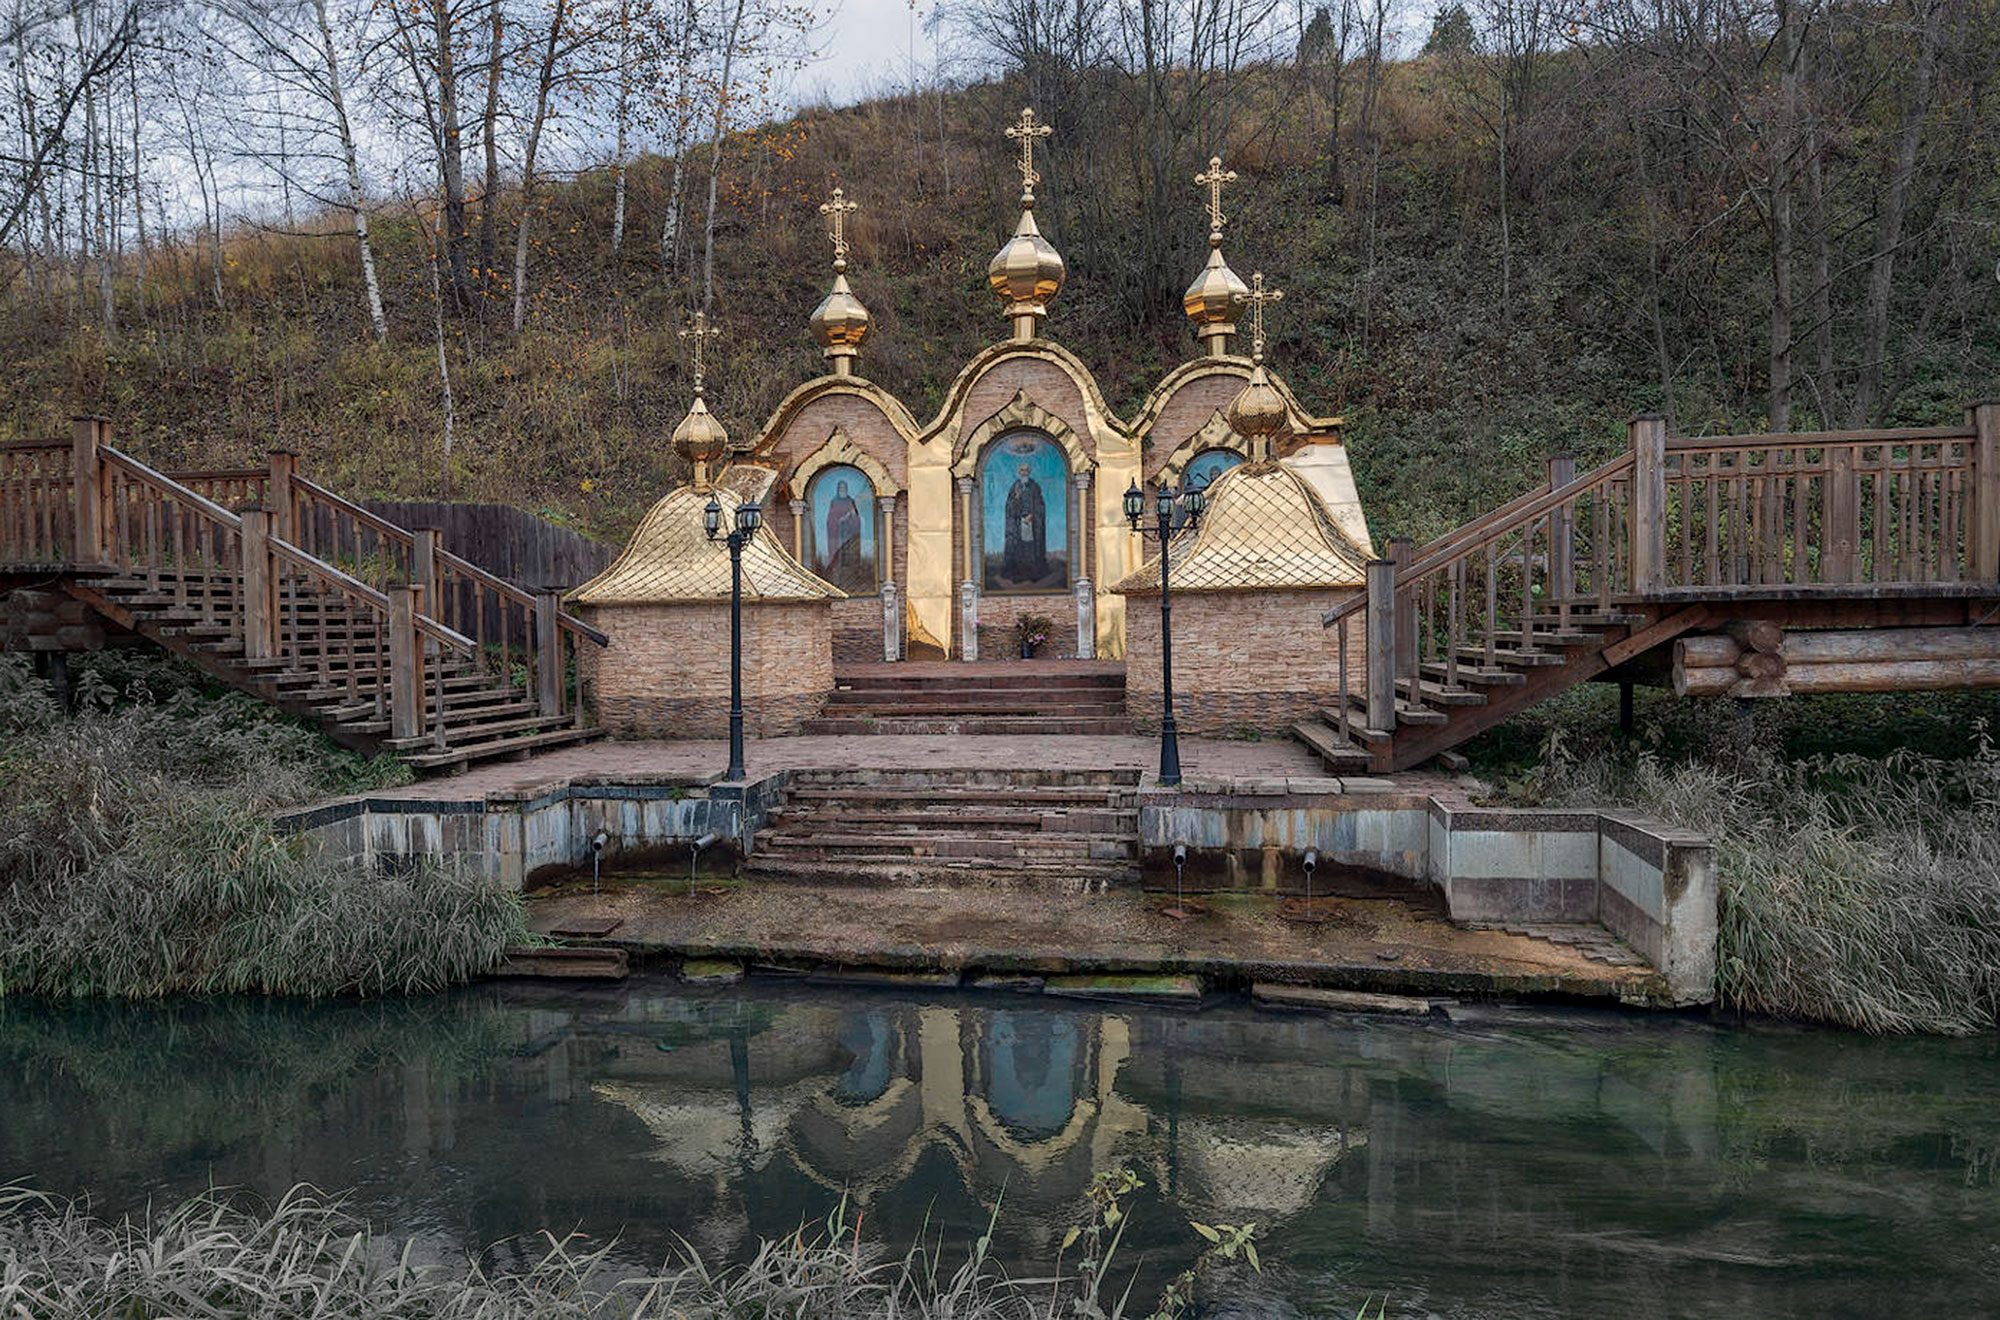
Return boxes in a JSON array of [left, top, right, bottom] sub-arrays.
[[2, 980, 1997, 1318]]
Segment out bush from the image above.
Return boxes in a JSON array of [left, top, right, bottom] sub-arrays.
[[0, 654, 528, 998], [1497, 696, 2000, 1034]]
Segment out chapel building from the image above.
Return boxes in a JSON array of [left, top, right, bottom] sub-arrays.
[[572, 110, 1376, 739]]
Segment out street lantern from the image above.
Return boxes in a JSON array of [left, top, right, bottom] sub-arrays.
[[1127, 475, 1208, 786], [705, 500, 765, 781]]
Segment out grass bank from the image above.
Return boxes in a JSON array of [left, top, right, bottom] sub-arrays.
[[0, 1173, 1270, 1320], [0, 653, 528, 998], [1474, 687, 2000, 1035]]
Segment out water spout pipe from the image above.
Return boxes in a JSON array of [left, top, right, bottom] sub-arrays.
[[1302, 849, 1317, 909], [691, 832, 720, 897], [591, 831, 608, 896]]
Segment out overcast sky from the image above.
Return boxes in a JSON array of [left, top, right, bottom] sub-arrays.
[[793, 0, 950, 108]]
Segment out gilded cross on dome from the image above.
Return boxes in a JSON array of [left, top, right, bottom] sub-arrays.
[[1243, 271, 1284, 361], [1195, 156, 1237, 240], [679, 311, 722, 391], [1004, 107, 1053, 203], [819, 186, 858, 269]]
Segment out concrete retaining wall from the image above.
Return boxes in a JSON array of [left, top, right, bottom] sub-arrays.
[[1138, 784, 1716, 1005], [274, 773, 789, 891]]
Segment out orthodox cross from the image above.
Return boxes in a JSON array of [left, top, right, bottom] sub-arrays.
[[1004, 107, 1052, 201], [680, 311, 722, 390], [819, 186, 858, 268], [1195, 156, 1237, 238], [1244, 272, 1284, 360]]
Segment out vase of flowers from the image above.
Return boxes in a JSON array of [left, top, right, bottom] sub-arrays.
[[1013, 613, 1055, 659]]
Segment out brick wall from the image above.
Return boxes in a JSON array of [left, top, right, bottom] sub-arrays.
[[974, 593, 1081, 659], [580, 599, 833, 737], [1140, 372, 1246, 485], [1123, 587, 1365, 735]]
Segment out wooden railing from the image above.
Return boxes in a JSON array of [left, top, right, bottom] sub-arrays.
[[1323, 402, 2000, 738], [286, 474, 607, 723], [167, 467, 269, 511], [0, 441, 74, 566], [1323, 450, 1636, 736]]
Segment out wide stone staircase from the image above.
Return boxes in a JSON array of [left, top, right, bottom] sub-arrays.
[[804, 663, 1129, 735], [742, 767, 1141, 889]]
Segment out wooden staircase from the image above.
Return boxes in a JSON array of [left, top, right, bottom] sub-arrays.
[[1298, 409, 2000, 773], [3, 420, 608, 773]]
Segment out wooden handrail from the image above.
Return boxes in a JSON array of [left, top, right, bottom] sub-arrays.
[[1667, 424, 1975, 451], [435, 544, 609, 646], [270, 536, 476, 654], [164, 466, 267, 481], [101, 446, 246, 530], [292, 475, 414, 543], [1323, 451, 1634, 627]]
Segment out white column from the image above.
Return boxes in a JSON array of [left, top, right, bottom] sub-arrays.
[[789, 498, 807, 563], [1072, 469, 1095, 659], [957, 477, 978, 661], [878, 494, 901, 661]]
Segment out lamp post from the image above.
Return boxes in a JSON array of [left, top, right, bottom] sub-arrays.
[[704, 495, 764, 781], [1124, 475, 1207, 787]]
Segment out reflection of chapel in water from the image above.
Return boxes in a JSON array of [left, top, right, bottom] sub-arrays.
[[573, 108, 1372, 673]]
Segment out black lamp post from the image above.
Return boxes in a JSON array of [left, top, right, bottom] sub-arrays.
[[1125, 475, 1207, 787], [704, 495, 764, 781]]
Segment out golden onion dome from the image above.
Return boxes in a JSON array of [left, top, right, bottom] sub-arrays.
[[809, 267, 871, 362], [987, 206, 1065, 328], [1226, 362, 1291, 443], [1184, 242, 1248, 333], [671, 388, 729, 474]]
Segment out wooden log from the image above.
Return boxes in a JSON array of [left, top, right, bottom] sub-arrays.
[[1736, 651, 1787, 682], [1783, 627, 2000, 664], [1678, 656, 2000, 697], [1675, 635, 1741, 669], [54, 623, 104, 651], [1723, 618, 1784, 653]]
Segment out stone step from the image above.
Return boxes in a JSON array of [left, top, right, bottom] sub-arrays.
[[738, 855, 1139, 890], [766, 805, 1137, 831], [787, 787, 1134, 811], [822, 702, 1129, 720], [787, 767, 1139, 789], [831, 672, 1124, 693], [753, 830, 1136, 861], [801, 715, 1132, 736], [826, 686, 1124, 705]]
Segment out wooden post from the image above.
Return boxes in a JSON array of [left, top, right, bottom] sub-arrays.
[[267, 450, 299, 543], [1630, 413, 1668, 595], [1548, 454, 1576, 605], [70, 416, 103, 566], [240, 507, 273, 660], [1824, 442, 1857, 583], [388, 586, 423, 741], [1389, 537, 1415, 676], [1970, 400, 2000, 582], [1365, 558, 1397, 734], [411, 527, 440, 609], [536, 590, 562, 716]]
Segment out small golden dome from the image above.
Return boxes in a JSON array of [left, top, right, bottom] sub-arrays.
[[809, 269, 871, 361], [671, 389, 728, 472], [988, 207, 1065, 328], [1184, 243, 1248, 332], [1226, 362, 1290, 442]]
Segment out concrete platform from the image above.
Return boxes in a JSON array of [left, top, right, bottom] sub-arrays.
[[523, 875, 1671, 1005]]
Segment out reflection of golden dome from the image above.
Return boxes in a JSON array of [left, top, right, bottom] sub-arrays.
[[1226, 362, 1290, 442], [809, 269, 871, 365], [988, 207, 1065, 329], [1183, 244, 1248, 336], [670, 389, 729, 472]]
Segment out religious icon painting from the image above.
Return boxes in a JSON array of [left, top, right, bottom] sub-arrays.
[[980, 432, 1070, 592], [807, 464, 878, 594]]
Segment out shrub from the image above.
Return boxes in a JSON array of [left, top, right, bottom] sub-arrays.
[[0, 654, 527, 998]]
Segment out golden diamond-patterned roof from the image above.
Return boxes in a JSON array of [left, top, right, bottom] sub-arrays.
[[1110, 460, 1372, 595], [568, 464, 844, 606]]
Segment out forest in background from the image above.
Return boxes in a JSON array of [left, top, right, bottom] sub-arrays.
[[0, 0, 1995, 544]]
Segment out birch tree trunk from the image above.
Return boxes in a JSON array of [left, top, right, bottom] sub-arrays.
[[314, 0, 387, 338], [701, 0, 748, 312], [510, 0, 570, 334]]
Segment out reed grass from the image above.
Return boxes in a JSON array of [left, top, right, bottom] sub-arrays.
[[0, 1175, 1269, 1320], [0, 654, 528, 998], [1505, 699, 2000, 1035]]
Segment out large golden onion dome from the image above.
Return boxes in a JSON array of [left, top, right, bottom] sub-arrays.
[[988, 206, 1065, 336], [811, 188, 870, 372], [1184, 245, 1249, 341], [809, 268, 871, 368]]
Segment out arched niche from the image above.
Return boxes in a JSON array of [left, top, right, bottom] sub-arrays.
[[951, 391, 1093, 479], [1156, 410, 1250, 488], [976, 430, 1072, 594], [787, 425, 902, 499]]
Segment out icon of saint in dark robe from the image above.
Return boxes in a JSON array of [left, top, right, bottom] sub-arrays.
[[821, 479, 866, 591], [1002, 463, 1048, 583]]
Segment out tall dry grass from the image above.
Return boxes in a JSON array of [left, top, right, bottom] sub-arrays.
[[0, 654, 528, 998], [0, 1171, 1267, 1320], [1519, 724, 2000, 1035]]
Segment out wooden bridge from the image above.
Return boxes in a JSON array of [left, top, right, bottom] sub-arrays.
[[1, 418, 607, 773], [1299, 402, 2000, 773]]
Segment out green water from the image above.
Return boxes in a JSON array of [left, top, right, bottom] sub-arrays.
[[2, 981, 1997, 1318]]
